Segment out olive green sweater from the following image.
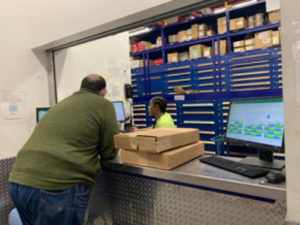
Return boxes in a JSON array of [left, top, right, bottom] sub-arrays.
[[9, 88, 119, 189]]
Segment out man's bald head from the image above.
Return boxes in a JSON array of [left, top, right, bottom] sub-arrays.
[[81, 74, 106, 93]]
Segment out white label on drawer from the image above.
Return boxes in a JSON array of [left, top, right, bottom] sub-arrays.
[[174, 95, 185, 101]]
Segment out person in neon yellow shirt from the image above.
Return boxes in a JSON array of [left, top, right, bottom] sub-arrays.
[[131, 96, 175, 131]]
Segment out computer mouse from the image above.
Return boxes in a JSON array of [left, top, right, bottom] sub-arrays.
[[265, 172, 285, 184]]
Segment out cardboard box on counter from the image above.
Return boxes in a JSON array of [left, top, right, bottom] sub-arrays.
[[268, 10, 280, 23], [233, 40, 245, 48], [230, 17, 247, 31], [272, 30, 280, 46], [120, 141, 205, 170], [168, 53, 179, 63], [114, 128, 199, 153], [189, 44, 204, 59], [214, 40, 227, 55], [191, 24, 199, 39], [255, 30, 272, 48], [203, 47, 212, 57]]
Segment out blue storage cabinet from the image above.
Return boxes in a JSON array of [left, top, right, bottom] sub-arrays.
[[130, 0, 282, 154]]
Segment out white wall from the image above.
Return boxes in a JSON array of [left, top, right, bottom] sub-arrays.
[[55, 31, 131, 115], [0, 0, 173, 159], [281, 0, 300, 223]]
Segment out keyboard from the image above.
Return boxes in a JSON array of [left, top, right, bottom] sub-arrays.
[[199, 156, 269, 178]]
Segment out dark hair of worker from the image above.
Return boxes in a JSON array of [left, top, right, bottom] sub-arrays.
[[151, 96, 167, 113], [81, 74, 106, 92]]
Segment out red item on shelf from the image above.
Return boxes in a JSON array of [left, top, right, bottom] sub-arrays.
[[178, 16, 187, 22], [137, 41, 146, 51], [131, 44, 138, 52], [154, 59, 163, 65]]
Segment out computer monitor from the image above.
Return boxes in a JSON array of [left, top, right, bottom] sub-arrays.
[[112, 101, 126, 122], [36, 107, 50, 122], [225, 98, 285, 169]]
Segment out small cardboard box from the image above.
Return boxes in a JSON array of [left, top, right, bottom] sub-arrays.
[[206, 30, 215, 36], [186, 29, 192, 35], [272, 30, 280, 46], [199, 30, 206, 37], [268, 10, 280, 23], [214, 40, 227, 55], [168, 34, 178, 44], [120, 141, 205, 170], [178, 30, 187, 42], [199, 24, 208, 31], [245, 45, 255, 51], [114, 128, 199, 153], [140, 59, 154, 67], [255, 30, 272, 49], [234, 47, 245, 53], [179, 52, 189, 61], [217, 17, 226, 26], [167, 53, 179, 63], [218, 25, 227, 34], [187, 35, 193, 41], [245, 38, 255, 46], [191, 24, 199, 39], [233, 40, 245, 48], [189, 44, 204, 59], [203, 47, 212, 57], [156, 37, 162, 47], [230, 17, 247, 31]]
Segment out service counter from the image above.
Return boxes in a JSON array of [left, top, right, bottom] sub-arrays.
[[87, 155, 288, 225]]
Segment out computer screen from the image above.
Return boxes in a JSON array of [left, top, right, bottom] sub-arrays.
[[226, 98, 284, 150], [112, 101, 126, 122], [36, 107, 50, 122], [225, 98, 284, 169]]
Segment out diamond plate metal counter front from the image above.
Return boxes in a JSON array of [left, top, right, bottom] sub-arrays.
[[87, 171, 293, 225], [0, 157, 15, 225]]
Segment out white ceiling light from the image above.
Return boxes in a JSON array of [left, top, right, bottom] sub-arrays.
[[129, 27, 152, 37]]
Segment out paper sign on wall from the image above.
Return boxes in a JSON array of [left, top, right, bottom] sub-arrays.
[[0, 92, 26, 122]]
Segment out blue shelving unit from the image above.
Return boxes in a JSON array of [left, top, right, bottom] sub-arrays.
[[130, 1, 282, 155]]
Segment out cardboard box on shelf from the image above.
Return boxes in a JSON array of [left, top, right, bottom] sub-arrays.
[[199, 30, 206, 37], [218, 25, 227, 34], [268, 10, 280, 23], [191, 24, 199, 39], [114, 128, 199, 153], [189, 44, 204, 59], [214, 40, 227, 55], [230, 17, 247, 31], [179, 52, 189, 61], [187, 35, 193, 41], [234, 47, 245, 53], [272, 30, 280, 46], [254, 13, 264, 26], [245, 38, 255, 46], [156, 37, 162, 47], [245, 45, 255, 51], [233, 40, 245, 48], [120, 141, 205, 170], [199, 24, 208, 31], [203, 47, 212, 57], [167, 52, 179, 63], [206, 30, 215, 36], [217, 17, 226, 26], [178, 30, 187, 42], [187, 29, 192, 35], [168, 34, 178, 44], [255, 30, 272, 49], [140, 59, 154, 67]]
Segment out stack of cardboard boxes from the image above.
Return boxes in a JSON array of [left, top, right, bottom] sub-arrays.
[[268, 10, 280, 23], [230, 17, 247, 31], [214, 40, 227, 55], [245, 38, 255, 51], [114, 128, 205, 170], [233, 40, 245, 53]]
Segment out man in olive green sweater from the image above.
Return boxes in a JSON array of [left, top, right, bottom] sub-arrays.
[[9, 74, 119, 225]]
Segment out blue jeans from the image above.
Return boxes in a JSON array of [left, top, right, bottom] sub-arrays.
[[9, 183, 91, 225]]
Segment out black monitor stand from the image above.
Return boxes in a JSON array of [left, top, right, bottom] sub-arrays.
[[240, 149, 285, 170]]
